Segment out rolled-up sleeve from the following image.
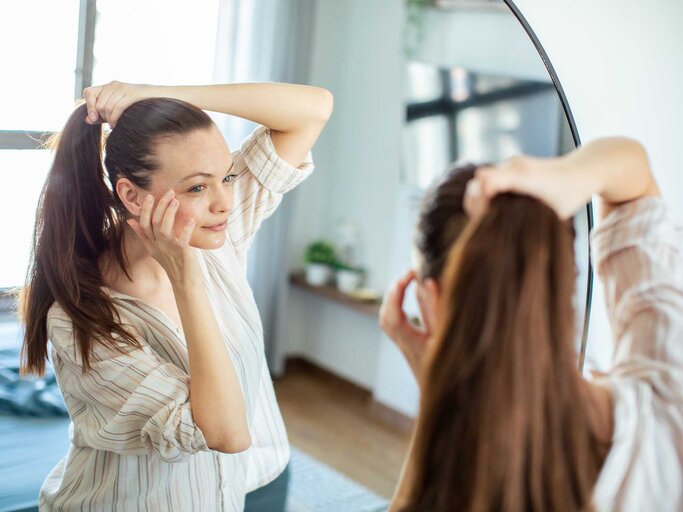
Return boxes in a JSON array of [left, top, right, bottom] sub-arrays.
[[227, 125, 314, 258], [591, 197, 683, 391], [48, 312, 210, 463]]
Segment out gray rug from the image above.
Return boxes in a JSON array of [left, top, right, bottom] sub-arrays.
[[287, 447, 388, 512]]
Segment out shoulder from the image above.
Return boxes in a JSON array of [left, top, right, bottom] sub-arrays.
[[46, 301, 71, 333]]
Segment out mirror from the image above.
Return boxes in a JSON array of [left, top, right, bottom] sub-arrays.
[[276, 0, 590, 503]]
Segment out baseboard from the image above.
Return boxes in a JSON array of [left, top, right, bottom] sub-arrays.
[[282, 356, 415, 434]]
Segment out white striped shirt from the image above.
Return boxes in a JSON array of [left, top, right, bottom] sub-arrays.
[[591, 197, 683, 511], [40, 126, 314, 511]]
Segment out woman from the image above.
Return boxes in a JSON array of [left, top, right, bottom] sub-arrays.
[[20, 81, 332, 511], [383, 138, 679, 511]]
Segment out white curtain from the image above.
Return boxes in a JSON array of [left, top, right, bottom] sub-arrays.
[[212, 0, 316, 374]]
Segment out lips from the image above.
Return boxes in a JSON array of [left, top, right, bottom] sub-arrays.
[[203, 221, 228, 231]]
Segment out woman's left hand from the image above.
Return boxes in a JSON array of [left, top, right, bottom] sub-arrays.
[[83, 81, 161, 128], [379, 270, 431, 381]]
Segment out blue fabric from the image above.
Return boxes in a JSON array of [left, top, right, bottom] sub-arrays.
[[0, 414, 71, 512], [0, 347, 70, 511], [0, 349, 67, 417]]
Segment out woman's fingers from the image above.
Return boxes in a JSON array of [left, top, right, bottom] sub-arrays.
[[107, 93, 130, 128], [465, 162, 535, 218], [380, 270, 417, 332], [102, 87, 130, 127], [94, 86, 116, 124], [393, 270, 416, 310], [151, 190, 175, 233], [179, 218, 196, 246], [139, 194, 155, 241], [464, 178, 489, 219], [83, 85, 103, 124], [159, 198, 179, 239]]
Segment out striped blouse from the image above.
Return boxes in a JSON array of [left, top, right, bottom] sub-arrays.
[[39, 126, 314, 511], [590, 197, 683, 511]]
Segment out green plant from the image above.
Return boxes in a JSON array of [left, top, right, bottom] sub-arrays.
[[304, 241, 337, 266]]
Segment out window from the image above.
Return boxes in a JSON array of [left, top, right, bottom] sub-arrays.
[[0, 0, 219, 293], [0, 1, 82, 294]]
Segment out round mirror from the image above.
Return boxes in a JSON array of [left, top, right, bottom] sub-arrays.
[[275, 0, 591, 501]]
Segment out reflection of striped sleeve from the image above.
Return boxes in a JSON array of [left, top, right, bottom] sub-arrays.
[[228, 125, 314, 258], [592, 197, 683, 382], [47, 309, 209, 463], [591, 197, 683, 511]]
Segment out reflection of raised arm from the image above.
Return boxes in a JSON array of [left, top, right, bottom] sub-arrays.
[[83, 81, 333, 168], [464, 137, 660, 222]]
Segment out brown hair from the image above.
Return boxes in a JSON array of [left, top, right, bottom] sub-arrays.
[[403, 194, 603, 511], [20, 98, 213, 375], [415, 163, 477, 280]]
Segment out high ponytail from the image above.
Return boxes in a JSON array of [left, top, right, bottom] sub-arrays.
[[403, 194, 604, 511], [20, 98, 213, 375], [20, 103, 138, 375]]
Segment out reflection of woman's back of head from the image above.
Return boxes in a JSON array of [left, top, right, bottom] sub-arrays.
[[415, 163, 476, 281], [405, 194, 604, 512]]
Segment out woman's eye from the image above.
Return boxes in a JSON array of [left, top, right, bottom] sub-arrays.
[[223, 174, 236, 184], [189, 185, 205, 193]]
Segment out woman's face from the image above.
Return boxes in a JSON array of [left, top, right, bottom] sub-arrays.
[[146, 125, 236, 250]]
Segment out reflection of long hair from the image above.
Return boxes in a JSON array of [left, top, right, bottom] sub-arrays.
[[20, 99, 213, 375], [403, 194, 604, 511]]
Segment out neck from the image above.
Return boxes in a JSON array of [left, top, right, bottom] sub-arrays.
[[101, 224, 169, 289]]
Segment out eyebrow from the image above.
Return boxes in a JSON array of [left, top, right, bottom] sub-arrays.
[[178, 162, 235, 184]]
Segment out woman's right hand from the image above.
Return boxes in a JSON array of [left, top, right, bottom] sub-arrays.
[[464, 155, 595, 221], [464, 138, 657, 222], [83, 81, 161, 128], [126, 190, 199, 283]]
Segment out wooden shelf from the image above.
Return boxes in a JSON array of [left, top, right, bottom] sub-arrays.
[[289, 272, 381, 318]]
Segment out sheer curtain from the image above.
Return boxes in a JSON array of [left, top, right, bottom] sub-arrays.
[[212, 0, 316, 374]]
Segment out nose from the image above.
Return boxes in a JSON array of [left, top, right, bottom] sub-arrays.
[[211, 184, 232, 215]]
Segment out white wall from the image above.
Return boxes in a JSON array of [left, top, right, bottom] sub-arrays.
[[512, 0, 683, 369], [280, 0, 405, 389]]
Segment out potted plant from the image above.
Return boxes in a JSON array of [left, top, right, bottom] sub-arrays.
[[303, 241, 337, 286], [333, 261, 365, 294]]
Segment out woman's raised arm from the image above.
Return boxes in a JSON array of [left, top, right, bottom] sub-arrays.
[[83, 81, 333, 167]]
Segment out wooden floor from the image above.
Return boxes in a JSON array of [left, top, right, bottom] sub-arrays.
[[274, 359, 413, 499]]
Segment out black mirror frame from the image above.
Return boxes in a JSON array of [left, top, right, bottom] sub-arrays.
[[504, 0, 593, 371]]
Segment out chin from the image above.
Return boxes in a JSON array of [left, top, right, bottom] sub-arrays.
[[190, 232, 228, 250]]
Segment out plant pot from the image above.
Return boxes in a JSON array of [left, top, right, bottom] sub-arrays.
[[336, 269, 363, 293], [305, 263, 332, 286]]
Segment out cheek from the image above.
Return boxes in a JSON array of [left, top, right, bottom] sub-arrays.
[[175, 202, 199, 224], [172, 202, 201, 237]]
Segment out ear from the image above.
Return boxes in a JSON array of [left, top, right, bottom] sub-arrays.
[[115, 178, 146, 216]]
